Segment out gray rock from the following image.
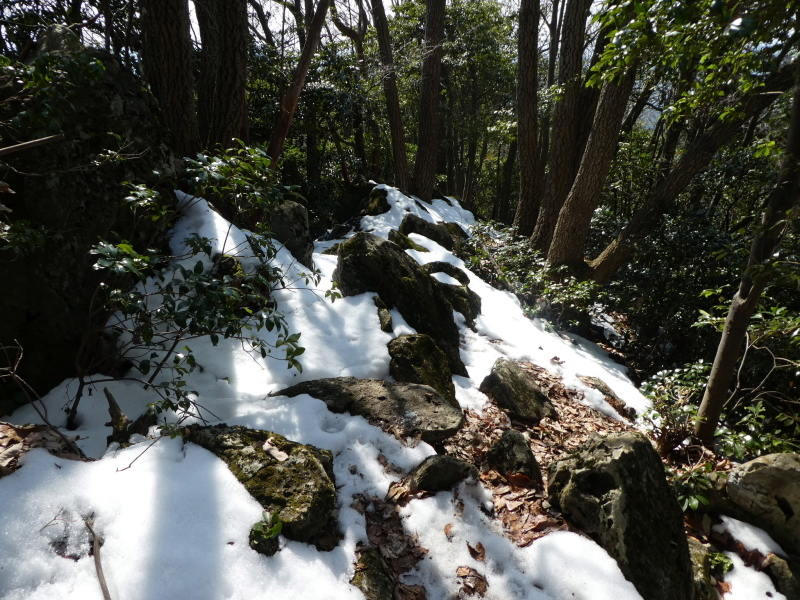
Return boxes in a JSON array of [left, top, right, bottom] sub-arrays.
[[479, 359, 556, 424], [726, 453, 800, 555], [442, 222, 469, 244], [423, 262, 482, 327], [388, 334, 456, 408], [485, 430, 542, 486], [186, 425, 337, 546], [269, 200, 314, 269], [332, 233, 467, 376], [273, 377, 464, 443], [548, 432, 693, 600], [398, 213, 454, 250], [405, 455, 477, 493], [579, 376, 636, 420], [351, 548, 395, 600], [764, 554, 800, 600]]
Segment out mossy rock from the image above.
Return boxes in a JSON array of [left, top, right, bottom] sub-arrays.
[[359, 187, 391, 216], [422, 262, 481, 327], [373, 296, 393, 333], [548, 432, 693, 600], [273, 377, 464, 443], [764, 554, 800, 600], [387, 229, 429, 253], [322, 243, 342, 256], [186, 425, 337, 546], [442, 222, 469, 244], [351, 548, 395, 600], [404, 455, 477, 493], [332, 233, 467, 377], [397, 213, 454, 250], [687, 537, 717, 600], [388, 334, 456, 408], [479, 359, 556, 424]]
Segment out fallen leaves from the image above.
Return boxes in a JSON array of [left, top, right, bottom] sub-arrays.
[[466, 541, 485, 562], [0, 423, 85, 477], [456, 566, 488, 597], [262, 437, 289, 462]]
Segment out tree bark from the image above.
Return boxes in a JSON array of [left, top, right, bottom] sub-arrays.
[[530, 0, 592, 252], [589, 61, 796, 284], [140, 0, 200, 158], [497, 138, 518, 224], [538, 0, 563, 176], [512, 0, 542, 235], [267, 0, 331, 165], [694, 58, 800, 444], [370, 0, 410, 191], [411, 0, 446, 202], [546, 68, 635, 270], [195, 0, 249, 150]]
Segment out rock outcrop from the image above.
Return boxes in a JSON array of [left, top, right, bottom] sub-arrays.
[[186, 425, 338, 547], [422, 261, 481, 327], [479, 359, 556, 424], [548, 432, 693, 600], [273, 377, 464, 443], [332, 233, 467, 376]]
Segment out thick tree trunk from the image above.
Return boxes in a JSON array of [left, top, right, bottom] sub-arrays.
[[530, 0, 592, 252], [411, 0, 446, 202], [497, 138, 518, 224], [267, 0, 331, 165], [195, 0, 249, 150], [589, 61, 796, 284], [538, 0, 562, 176], [372, 0, 409, 192], [694, 59, 800, 444], [512, 0, 542, 236], [140, 0, 200, 158], [546, 69, 635, 270]]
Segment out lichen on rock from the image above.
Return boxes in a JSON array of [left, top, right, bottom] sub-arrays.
[[388, 334, 456, 408]]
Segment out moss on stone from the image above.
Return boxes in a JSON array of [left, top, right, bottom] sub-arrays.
[[479, 359, 556, 424], [358, 187, 391, 216], [351, 548, 395, 600], [388, 334, 456, 407], [387, 229, 429, 252]]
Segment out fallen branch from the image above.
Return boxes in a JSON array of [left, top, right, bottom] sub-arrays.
[[84, 514, 112, 600], [0, 133, 65, 157]]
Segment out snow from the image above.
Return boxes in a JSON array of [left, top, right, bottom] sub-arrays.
[[713, 515, 788, 558], [0, 186, 771, 600], [723, 552, 786, 600]]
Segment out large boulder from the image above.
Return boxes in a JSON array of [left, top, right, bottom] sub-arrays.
[[422, 262, 481, 327], [726, 453, 800, 555], [273, 377, 464, 444], [479, 359, 556, 424], [398, 213, 454, 250], [548, 432, 693, 600], [388, 334, 456, 408], [186, 425, 337, 546], [358, 187, 391, 217], [0, 48, 180, 404], [269, 200, 314, 269], [332, 233, 467, 376]]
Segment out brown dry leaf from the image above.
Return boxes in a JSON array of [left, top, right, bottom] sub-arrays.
[[457, 566, 489, 597], [386, 481, 411, 504], [444, 523, 454, 541], [467, 541, 486, 562], [717, 581, 732, 594], [396, 583, 427, 600], [506, 473, 537, 488], [262, 437, 289, 461]]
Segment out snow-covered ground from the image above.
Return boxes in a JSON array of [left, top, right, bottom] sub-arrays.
[[0, 186, 781, 600]]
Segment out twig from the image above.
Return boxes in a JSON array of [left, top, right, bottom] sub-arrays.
[[116, 435, 161, 472], [0, 133, 65, 157], [84, 514, 112, 600]]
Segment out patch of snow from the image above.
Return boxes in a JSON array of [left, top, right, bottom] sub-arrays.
[[713, 516, 787, 557], [723, 552, 786, 600]]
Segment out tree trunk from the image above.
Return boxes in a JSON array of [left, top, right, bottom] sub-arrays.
[[411, 0, 446, 202], [546, 69, 635, 270], [589, 61, 796, 284], [497, 138, 518, 224], [267, 0, 331, 165], [371, 0, 410, 191], [530, 0, 592, 252], [621, 81, 654, 135], [538, 0, 563, 176], [694, 58, 800, 444], [195, 0, 249, 150], [140, 0, 200, 158], [512, 0, 542, 235]]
